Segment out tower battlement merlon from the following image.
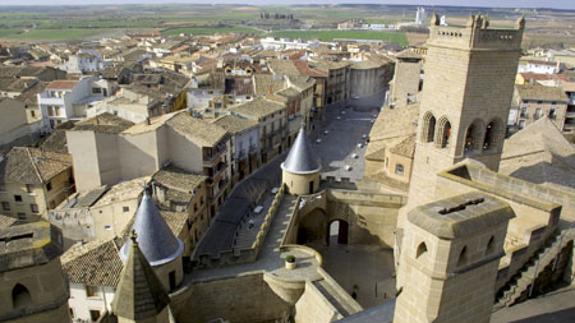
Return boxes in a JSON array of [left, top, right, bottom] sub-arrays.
[[428, 13, 525, 50]]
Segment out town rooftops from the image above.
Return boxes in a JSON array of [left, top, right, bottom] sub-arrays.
[[0, 220, 63, 272], [212, 114, 259, 135], [500, 117, 575, 190], [73, 112, 135, 134], [408, 192, 515, 239], [46, 80, 79, 90], [281, 127, 321, 175], [61, 239, 123, 288], [166, 112, 228, 147], [229, 96, 286, 119], [152, 166, 207, 205], [120, 191, 184, 267], [0, 147, 72, 185], [516, 84, 569, 102], [253, 74, 286, 96]]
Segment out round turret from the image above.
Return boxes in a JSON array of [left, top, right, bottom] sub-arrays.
[[281, 128, 321, 195]]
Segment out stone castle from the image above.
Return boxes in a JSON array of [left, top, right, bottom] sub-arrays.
[[2, 14, 575, 323]]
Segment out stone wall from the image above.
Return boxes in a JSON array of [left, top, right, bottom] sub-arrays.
[[171, 273, 290, 323], [284, 189, 405, 249]]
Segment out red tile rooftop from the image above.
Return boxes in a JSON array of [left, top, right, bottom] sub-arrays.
[[46, 80, 78, 90]]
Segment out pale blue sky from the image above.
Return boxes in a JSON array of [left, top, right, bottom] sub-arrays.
[[0, 1, 573, 10]]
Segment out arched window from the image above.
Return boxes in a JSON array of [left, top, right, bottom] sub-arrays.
[[416, 242, 428, 259], [436, 117, 451, 148], [483, 119, 503, 151], [421, 112, 436, 143], [12, 283, 32, 309], [486, 236, 495, 255], [457, 246, 468, 267], [464, 119, 485, 154], [464, 123, 476, 153]]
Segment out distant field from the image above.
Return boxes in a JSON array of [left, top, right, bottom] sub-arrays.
[[162, 26, 262, 36], [0, 28, 124, 41], [271, 30, 408, 46]]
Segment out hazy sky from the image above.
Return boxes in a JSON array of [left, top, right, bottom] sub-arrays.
[[0, 1, 573, 10]]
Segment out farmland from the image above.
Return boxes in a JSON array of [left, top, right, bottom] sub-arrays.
[[271, 30, 408, 46]]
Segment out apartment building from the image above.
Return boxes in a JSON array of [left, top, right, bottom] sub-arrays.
[[213, 114, 260, 183], [66, 111, 231, 219], [0, 147, 74, 221], [229, 97, 287, 163], [38, 77, 113, 131], [512, 84, 569, 131]]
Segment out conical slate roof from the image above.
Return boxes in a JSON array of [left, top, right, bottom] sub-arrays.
[[120, 191, 184, 267], [281, 127, 321, 174], [112, 233, 170, 320]]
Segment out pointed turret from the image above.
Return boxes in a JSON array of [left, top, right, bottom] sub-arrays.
[[282, 127, 320, 175], [112, 232, 171, 322], [281, 127, 321, 195], [120, 191, 184, 266]]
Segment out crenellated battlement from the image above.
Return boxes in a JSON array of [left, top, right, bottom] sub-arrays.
[[428, 14, 525, 50]]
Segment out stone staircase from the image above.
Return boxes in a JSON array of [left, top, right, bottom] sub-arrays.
[[494, 229, 575, 310]]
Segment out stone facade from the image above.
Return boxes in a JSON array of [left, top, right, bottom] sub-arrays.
[[405, 15, 525, 213], [394, 193, 513, 323], [0, 221, 70, 323]]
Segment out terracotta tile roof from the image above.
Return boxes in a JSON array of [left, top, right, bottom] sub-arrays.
[[46, 80, 78, 90], [268, 59, 302, 76], [516, 84, 569, 102], [229, 96, 286, 119], [152, 166, 206, 204], [0, 147, 71, 185], [61, 239, 123, 287], [212, 114, 259, 134], [253, 74, 286, 96], [389, 134, 416, 158], [501, 117, 575, 190], [73, 113, 134, 134], [293, 60, 328, 78], [167, 112, 228, 147]]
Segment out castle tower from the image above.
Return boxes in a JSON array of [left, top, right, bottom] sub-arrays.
[[112, 232, 172, 323], [281, 127, 321, 195], [0, 221, 71, 323], [405, 15, 525, 211], [394, 193, 514, 323], [120, 191, 184, 292]]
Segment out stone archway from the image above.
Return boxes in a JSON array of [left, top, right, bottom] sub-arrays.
[[296, 208, 328, 245], [327, 219, 349, 246]]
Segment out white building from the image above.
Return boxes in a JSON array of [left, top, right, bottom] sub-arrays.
[[518, 59, 562, 74], [37, 77, 113, 131], [87, 88, 163, 124], [61, 50, 106, 74], [260, 37, 319, 51]]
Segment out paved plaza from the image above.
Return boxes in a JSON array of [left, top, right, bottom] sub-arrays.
[[312, 92, 385, 182]]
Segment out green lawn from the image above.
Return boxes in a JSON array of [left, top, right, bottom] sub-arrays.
[[271, 30, 408, 46], [162, 26, 262, 36]]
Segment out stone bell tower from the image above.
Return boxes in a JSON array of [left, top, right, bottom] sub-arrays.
[[405, 14, 525, 212], [394, 193, 514, 323]]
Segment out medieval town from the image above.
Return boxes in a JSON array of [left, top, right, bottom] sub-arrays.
[[1, 2, 575, 323]]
